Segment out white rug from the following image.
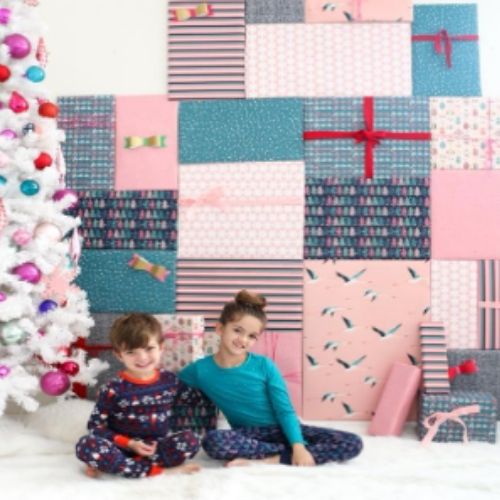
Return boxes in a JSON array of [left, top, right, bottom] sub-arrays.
[[1, 399, 499, 500]]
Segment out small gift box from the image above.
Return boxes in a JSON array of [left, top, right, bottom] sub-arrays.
[[418, 391, 497, 444]]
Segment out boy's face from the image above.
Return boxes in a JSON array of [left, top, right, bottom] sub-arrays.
[[115, 336, 163, 379]]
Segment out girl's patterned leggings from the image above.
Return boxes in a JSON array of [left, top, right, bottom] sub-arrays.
[[202, 424, 363, 465], [75, 430, 200, 478]]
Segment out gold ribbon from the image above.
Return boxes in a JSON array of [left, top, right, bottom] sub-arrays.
[[128, 253, 170, 282], [170, 2, 213, 21], [124, 135, 166, 149]]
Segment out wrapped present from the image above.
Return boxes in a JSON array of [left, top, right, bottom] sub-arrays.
[[419, 322, 451, 394], [412, 5, 480, 96], [305, 0, 413, 23], [448, 350, 500, 419], [179, 99, 303, 164], [418, 391, 496, 443], [246, 0, 303, 23], [76, 250, 176, 313], [246, 25, 411, 97], [304, 97, 430, 179], [431, 98, 500, 171], [157, 314, 206, 372], [368, 362, 421, 436], [57, 96, 115, 189], [115, 96, 178, 189], [176, 259, 303, 335], [303, 260, 429, 420], [251, 332, 302, 415], [69, 190, 177, 250], [305, 177, 430, 260], [178, 162, 304, 259], [203, 332, 220, 355], [431, 171, 500, 259], [168, 1, 245, 100]]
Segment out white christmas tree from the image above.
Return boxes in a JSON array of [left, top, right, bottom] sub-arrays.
[[0, 0, 105, 415]]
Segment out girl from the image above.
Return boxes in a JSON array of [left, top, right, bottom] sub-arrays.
[[179, 290, 363, 466]]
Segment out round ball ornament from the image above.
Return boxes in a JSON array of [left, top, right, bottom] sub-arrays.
[[0, 321, 26, 345], [20, 179, 40, 196], [12, 262, 42, 283], [38, 102, 59, 118], [34, 152, 52, 170], [11, 228, 32, 246], [25, 65, 45, 82], [0, 365, 11, 378], [40, 371, 70, 396], [59, 361, 79, 376], [0, 291, 7, 302], [0, 8, 11, 25], [0, 129, 16, 139], [0, 64, 11, 82], [38, 299, 58, 314], [34, 222, 62, 242], [4, 34, 31, 59], [52, 188, 78, 208], [0, 175, 6, 186]]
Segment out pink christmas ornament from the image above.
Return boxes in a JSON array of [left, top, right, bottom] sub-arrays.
[[34, 222, 62, 242], [11, 228, 32, 246], [0, 365, 10, 378], [0, 8, 11, 25], [52, 188, 78, 208], [59, 361, 79, 376], [4, 34, 31, 59], [0, 151, 10, 168], [9, 91, 29, 113], [12, 262, 41, 283], [0, 129, 16, 139], [40, 371, 70, 396], [0, 291, 7, 302]]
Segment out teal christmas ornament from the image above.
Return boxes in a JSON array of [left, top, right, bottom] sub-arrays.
[[0, 321, 26, 345], [20, 179, 39, 196], [0, 175, 6, 185], [25, 65, 45, 82]]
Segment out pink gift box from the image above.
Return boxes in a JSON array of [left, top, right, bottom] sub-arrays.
[[305, 0, 413, 23], [251, 332, 302, 415], [368, 362, 421, 436]]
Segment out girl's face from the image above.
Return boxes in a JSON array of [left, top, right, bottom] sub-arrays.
[[216, 314, 264, 359], [115, 336, 163, 379]]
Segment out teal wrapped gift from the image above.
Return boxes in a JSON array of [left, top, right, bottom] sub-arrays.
[[412, 5, 480, 96], [418, 391, 496, 444]]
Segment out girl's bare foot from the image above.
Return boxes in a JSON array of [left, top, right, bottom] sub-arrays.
[[165, 462, 201, 475], [225, 455, 280, 467], [85, 466, 102, 478]]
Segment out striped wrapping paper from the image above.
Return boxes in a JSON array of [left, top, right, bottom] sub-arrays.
[[478, 260, 500, 349], [419, 322, 451, 394], [176, 260, 303, 334], [168, 1, 245, 100], [57, 96, 115, 189], [69, 190, 177, 250]]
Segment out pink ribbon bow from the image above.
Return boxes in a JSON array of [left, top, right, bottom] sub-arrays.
[[448, 359, 478, 381], [128, 253, 170, 282], [421, 404, 480, 444]]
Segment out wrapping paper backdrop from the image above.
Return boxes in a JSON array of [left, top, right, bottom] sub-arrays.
[[303, 260, 429, 420], [412, 4, 480, 96], [76, 250, 176, 313], [246, 24, 411, 98], [178, 162, 304, 259], [246, 0, 303, 23]]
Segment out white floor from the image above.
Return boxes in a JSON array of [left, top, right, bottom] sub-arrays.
[[1, 399, 499, 500]]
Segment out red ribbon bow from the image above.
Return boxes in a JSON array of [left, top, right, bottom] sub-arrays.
[[448, 359, 478, 381], [303, 97, 431, 179], [412, 29, 479, 68]]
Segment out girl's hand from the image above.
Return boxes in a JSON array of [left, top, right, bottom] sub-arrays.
[[128, 439, 157, 457], [291, 444, 315, 466]]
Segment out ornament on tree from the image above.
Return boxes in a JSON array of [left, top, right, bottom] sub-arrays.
[[38, 102, 59, 118], [20, 179, 40, 196], [25, 65, 45, 82], [34, 151, 52, 169], [40, 370, 70, 396], [0, 64, 11, 82], [12, 262, 42, 283], [0, 320, 26, 345], [0, 291, 7, 302], [3, 33, 31, 58], [9, 91, 29, 113], [0, 7, 11, 24], [11, 228, 32, 246], [34, 221, 61, 242], [0, 129, 17, 139], [0, 365, 11, 378], [52, 188, 78, 208], [38, 299, 57, 314], [58, 361, 79, 376]]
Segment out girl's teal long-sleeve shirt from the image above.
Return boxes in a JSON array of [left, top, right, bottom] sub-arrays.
[[178, 353, 304, 445]]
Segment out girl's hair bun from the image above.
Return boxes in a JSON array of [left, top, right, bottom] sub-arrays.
[[234, 289, 267, 310]]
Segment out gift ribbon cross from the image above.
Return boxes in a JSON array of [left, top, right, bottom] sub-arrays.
[[304, 97, 431, 179], [124, 135, 166, 149], [412, 29, 479, 68]]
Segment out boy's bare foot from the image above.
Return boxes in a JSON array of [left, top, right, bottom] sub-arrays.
[[225, 455, 280, 467], [165, 462, 201, 475], [85, 466, 102, 478]]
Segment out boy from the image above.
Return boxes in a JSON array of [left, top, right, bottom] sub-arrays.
[[76, 313, 204, 478]]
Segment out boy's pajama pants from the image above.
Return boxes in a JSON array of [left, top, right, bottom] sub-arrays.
[[76, 430, 200, 478], [202, 425, 363, 465]]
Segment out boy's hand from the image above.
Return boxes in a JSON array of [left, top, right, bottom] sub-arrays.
[[291, 444, 315, 466], [128, 439, 157, 457]]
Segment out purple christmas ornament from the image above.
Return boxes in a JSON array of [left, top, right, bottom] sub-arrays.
[[0, 365, 10, 378], [12, 262, 42, 283], [4, 34, 31, 59], [38, 299, 58, 314], [0, 8, 11, 25], [40, 371, 70, 396]]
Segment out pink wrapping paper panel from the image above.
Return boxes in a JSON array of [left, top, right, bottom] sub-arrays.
[[178, 162, 304, 259], [430, 98, 500, 170], [431, 261, 478, 349], [305, 0, 413, 23], [431, 171, 500, 259], [115, 96, 178, 190], [251, 332, 302, 415], [246, 24, 411, 97], [303, 260, 429, 420]]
